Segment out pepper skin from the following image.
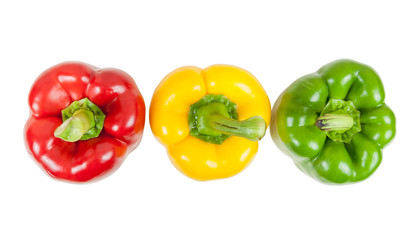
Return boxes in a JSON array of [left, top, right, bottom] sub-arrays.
[[150, 65, 271, 181], [24, 62, 145, 182], [271, 59, 396, 184]]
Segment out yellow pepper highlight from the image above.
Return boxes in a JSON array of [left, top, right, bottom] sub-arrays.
[[150, 65, 271, 181]]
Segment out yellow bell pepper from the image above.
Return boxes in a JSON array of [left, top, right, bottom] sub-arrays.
[[150, 65, 271, 181]]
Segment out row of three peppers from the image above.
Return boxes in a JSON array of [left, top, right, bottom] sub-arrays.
[[25, 60, 395, 184]]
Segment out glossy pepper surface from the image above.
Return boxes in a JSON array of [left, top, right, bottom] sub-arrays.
[[24, 62, 145, 182], [150, 65, 271, 181], [271, 59, 395, 184]]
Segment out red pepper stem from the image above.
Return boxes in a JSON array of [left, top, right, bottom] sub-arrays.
[[54, 109, 95, 142]]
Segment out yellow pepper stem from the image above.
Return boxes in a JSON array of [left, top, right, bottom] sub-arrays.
[[189, 94, 266, 144], [207, 114, 266, 141]]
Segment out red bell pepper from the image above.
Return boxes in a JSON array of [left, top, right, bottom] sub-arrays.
[[24, 62, 145, 182]]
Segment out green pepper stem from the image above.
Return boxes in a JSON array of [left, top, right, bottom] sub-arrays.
[[208, 115, 267, 141], [54, 109, 95, 142], [315, 110, 354, 133]]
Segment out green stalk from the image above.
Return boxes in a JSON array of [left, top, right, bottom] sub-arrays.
[[54, 98, 105, 142], [54, 109, 95, 142], [316, 109, 354, 133], [207, 114, 266, 141], [189, 94, 267, 144]]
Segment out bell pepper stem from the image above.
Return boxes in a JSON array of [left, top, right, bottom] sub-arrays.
[[316, 110, 354, 133], [54, 109, 96, 142], [189, 94, 267, 144], [208, 115, 267, 141]]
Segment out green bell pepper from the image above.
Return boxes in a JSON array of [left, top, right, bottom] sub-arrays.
[[270, 59, 396, 184]]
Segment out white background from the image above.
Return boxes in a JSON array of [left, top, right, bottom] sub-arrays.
[[0, 0, 418, 239]]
